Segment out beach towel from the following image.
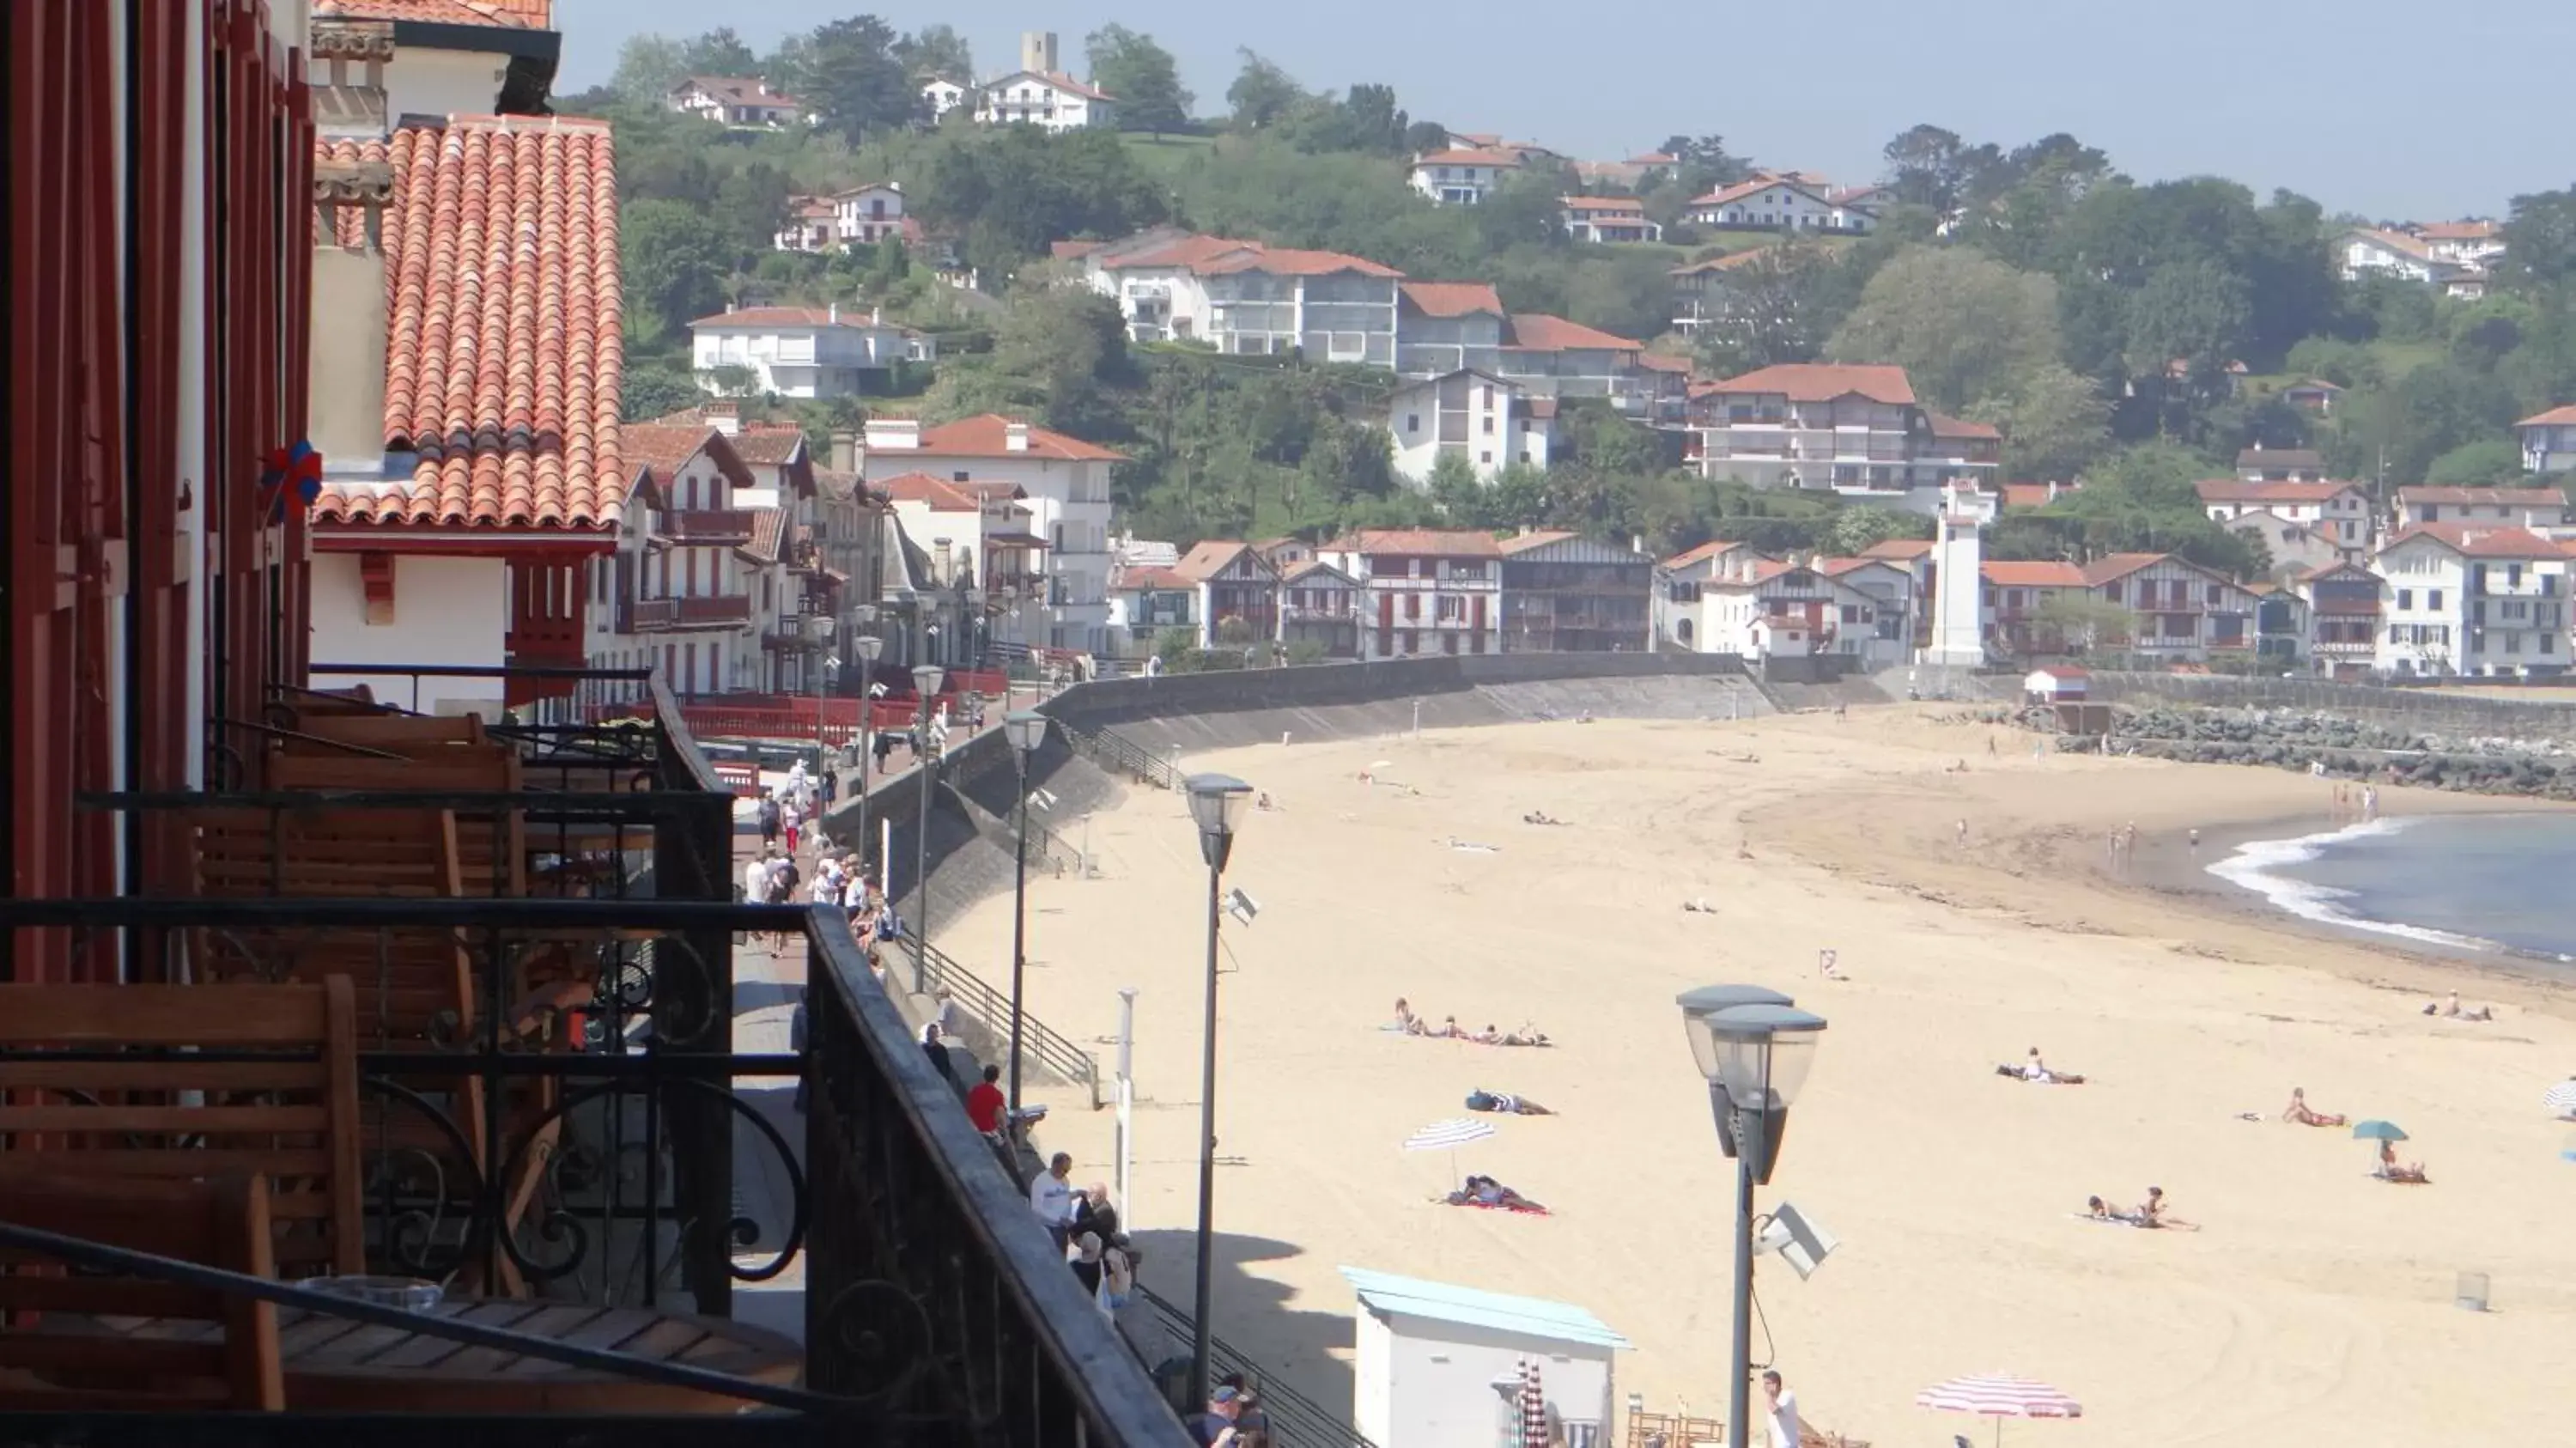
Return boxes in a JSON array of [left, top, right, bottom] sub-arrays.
[[2069, 1214, 2146, 1228], [1446, 1196, 1551, 1216]]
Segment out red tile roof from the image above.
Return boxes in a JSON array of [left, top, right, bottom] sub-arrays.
[[1860, 538, 1934, 560], [2417, 221, 2498, 241], [675, 76, 801, 109], [1399, 281, 1505, 318], [622, 425, 756, 498], [2080, 553, 2179, 586], [313, 0, 550, 27], [1282, 558, 1354, 585], [1925, 411, 2001, 441], [313, 118, 626, 530], [1412, 149, 1526, 167], [1671, 250, 1781, 277], [1093, 232, 1399, 279], [1327, 529, 1503, 557], [1814, 557, 1901, 577], [1173, 540, 1266, 581], [1637, 352, 1693, 374], [902, 415, 1128, 463], [726, 428, 808, 466], [691, 306, 908, 330], [1115, 566, 1192, 591], [1703, 364, 1916, 405], [1498, 530, 1580, 555], [2196, 479, 2360, 505], [1663, 538, 1753, 569], [2518, 405, 2576, 427], [1559, 196, 1648, 212], [1997, 484, 2063, 510], [875, 472, 1026, 511], [1687, 176, 1827, 209], [1504, 313, 1642, 352], [2394, 486, 2566, 507], [744, 508, 792, 564], [2384, 523, 2569, 558], [1979, 561, 2088, 587]]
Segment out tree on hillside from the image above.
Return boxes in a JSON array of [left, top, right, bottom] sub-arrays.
[[893, 24, 973, 86], [1825, 246, 2059, 412], [1820, 507, 1926, 557], [1687, 247, 1830, 378], [623, 198, 736, 348], [914, 127, 1170, 282], [1881, 124, 1969, 210], [1226, 50, 1306, 131], [679, 27, 756, 77], [2500, 186, 2576, 289], [2123, 257, 2252, 392], [794, 15, 916, 143], [609, 34, 688, 107], [2426, 438, 2526, 485], [1084, 25, 1193, 133]]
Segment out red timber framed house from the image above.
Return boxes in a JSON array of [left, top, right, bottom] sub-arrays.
[[3, 2, 315, 979], [303, 3, 616, 718]]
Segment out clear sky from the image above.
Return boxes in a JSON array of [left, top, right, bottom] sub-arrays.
[[553, 0, 2572, 220]]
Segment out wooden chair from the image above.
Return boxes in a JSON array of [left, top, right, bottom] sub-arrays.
[[0, 980, 365, 1283], [0, 1172, 286, 1410]]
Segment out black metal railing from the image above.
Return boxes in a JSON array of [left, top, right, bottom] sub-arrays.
[[0, 897, 1188, 1446], [914, 934, 1103, 1108], [1130, 1285, 1380, 1448], [1056, 722, 1179, 792]]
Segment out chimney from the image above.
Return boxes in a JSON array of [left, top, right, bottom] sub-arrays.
[[726, 301, 738, 313], [1021, 30, 1059, 75], [308, 19, 393, 137], [828, 301, 838, 324], [865, 417, 922, 451], [829, 430, 859, 473], [933, 538, 954, 587], [2046, 480, 2059, 503], [307, 145, 395, 468], [872, 306, 884, 325], [704, 399, 740, 435], [1004, 422, 1031, 453]]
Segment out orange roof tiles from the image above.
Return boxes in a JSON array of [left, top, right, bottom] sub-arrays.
[[1997, 484, 2063, 510], [1663, 538, 1753, 569], [2385, 523, 2569, 558], [2419, 220, 2499, 240], [1400, 282, 1505, 318], [622, 425, 756, 497], [313, 0, 550, 27], [2080, 553, 2177, 586], [1092, 232, 1399, 279], [1172, 540, 1264, 581], [1505, 314, 1642, 352], [1704, 364, 1916, 405], [1671, 251, 1781, 277], [1498, 530, 1580, 555], [1412, 149, 1526, 167], [1925, 411, 2001, 441], [2394, 486, 2565, 507], [1559, 196, 1647, 212], [1327, 529, 1503, 557], [2517, 405, 2576, 427], [877, 472, 994, 511], [314, 118, 626, 530], [1979, 561, 2088, 587], [903, 415, 1129, 463], [1860, 538, 1934, 560], [2196, 479, 2360, 505], [1637, 353, 1693, 374]]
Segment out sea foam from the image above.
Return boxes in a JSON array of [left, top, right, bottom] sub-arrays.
[[2204, 818, 2506, 954]]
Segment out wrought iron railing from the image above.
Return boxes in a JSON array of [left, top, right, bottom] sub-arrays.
[[913, 934, 1103, 1109], [1054, 722, 1179, 792]]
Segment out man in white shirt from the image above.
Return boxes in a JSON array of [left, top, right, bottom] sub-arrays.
[[742, 853, 771, 905], [1761, 1370, 1799, 1448], [1030, 1151, 1078, 1244]]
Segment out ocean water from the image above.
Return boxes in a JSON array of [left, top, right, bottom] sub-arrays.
[[2207, 813, 2576, 962]]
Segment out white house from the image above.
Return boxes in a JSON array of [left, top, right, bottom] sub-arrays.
[[2516, 405, 2576, 474], [1408, 149, 1526, 205], [1317, 529, 1505, 660], [1341, 1267, 1627, 1448], [2373, 523, 2573, 678], [873, 472, 1046, 653], [2194, 479, 2374, 559], [2391, 486, 2569, 529], [306, 0, 536, 137], [1687, 363, 1998, 496], [2080, 553, 2263, 662], [832, 183, 907, 247], [857, 416, 1126, 654], [1678, 558, 1891, 662], [1653, 538, 1765, 652], [921, 77, 968, 120], [690, 305, 933, 399], [586, 425, 763, 697], [667, 76, 804, 128], [975, 70, 1115, 131], [1684, 175, 1875, 234], [1816, 557, 1918, 668], [1076, 231, 1404, 367], [1558, 196, 1662, 243], [2339, 226, 2489, 297], [2419, 220, 2506, 267], [2235, 447, 2326, 483], [1388, 370, 1557, 484], [774, 195, 837, 252]]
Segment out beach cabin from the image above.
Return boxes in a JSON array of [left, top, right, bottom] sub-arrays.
[[1340, 1267, 1628, 1448], [2024, 664, 2090, 704]]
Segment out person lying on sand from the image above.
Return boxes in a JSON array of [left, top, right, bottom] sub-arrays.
[[1467, 1023, 1504, 1044], [1466, 1089, 1552, 1116], [1443, 1175, 1546, 1212], [1255, 791, 1277, 812], [1682, 897, 1716, 913], [1998, 1048, 2086, 1085], [1433, 1015, 1462, 1039], [1522, 810, 1564, 825], [1391, 999, 1425, 1035], [2282, 1088, 2348, 1128], [2423, 990, 2496, 1021], [1498, 1026, 1551, 1048], [2083, 1195, 2144, 1225], [2374, 1140, 2431, 1183], [2136, 1186, 2199, 1229]]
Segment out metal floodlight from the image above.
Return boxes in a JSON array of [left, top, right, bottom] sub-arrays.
[[854, 636, 884, 662], [1185, 773, 1254, 872], [823, 654, 841, 673], [1753, 1201, 1838, 1281], [1005, 709, 1048, 757], [1029, 788, 1060, 811], [1227, 887, 1260, 925], [867, 682, 889, 698]]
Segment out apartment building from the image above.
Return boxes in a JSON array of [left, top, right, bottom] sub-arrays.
[[1559, 196, 1663, 243], [1408, 149, 1526, 205], [833, 183, 907, 246], [1388, 370, 1558, 483], [1497, 532, 1653, 653], [1171, 540, 1285, 649], [2518, 405, 2576, 473], [876, 473, 1047, 654], [2083, 554, 2263, 660], [857, 416, 1124, 654], [2297, 562, 2384, 678], [2236, 447, 2326, 483], [2392, 486, 2570, 529], [690, 304, 933, 399], [1318, 530, 1504, 659], [975, 70, 1115, 131], [1075, 230, 1403, 366], [1686, 363, 1999, 496], [1976, 561, 2089, 658], [1279, 558, 1363, 660], [2194, 479, 2373, 559], [587, 426, 766, 697], [2373, 524, 2572, 678], [2339, 227, 2492, 298]]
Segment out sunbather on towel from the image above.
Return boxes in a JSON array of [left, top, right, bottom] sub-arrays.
[[1998, 1048, 2085, 1084], [2281, 1087, 2348, 1128], [1443, 1175, 1546, 1213], [1499, 1026, 1551, 1048], [1391, 999, 1425, 1035], [1466, 1089, 1553, 1116], [2374, 1140, 2431, 1183], [2082, 1196, 2142, 1225]]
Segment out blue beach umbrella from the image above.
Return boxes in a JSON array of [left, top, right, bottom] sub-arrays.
[[2351, 1120, 2408, 1141]]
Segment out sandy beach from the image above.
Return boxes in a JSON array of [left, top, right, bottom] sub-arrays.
[[939, 705, 2576, 1447]]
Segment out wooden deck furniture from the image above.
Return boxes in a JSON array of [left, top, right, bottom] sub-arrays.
[[0, 1172, 288, 1410], [54, 1298, 799, 1415], [0, 980, 366, 1282]]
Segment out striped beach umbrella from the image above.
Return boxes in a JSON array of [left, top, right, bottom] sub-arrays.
[[2543, 1079, 2576, 1116], [1917, 1373, 2081, 1445], [1518, 1357, 1547, 1448], [1405, 1118, 1498, 1151]]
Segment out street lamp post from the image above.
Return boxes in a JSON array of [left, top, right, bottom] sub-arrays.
[[908, 663, 945, 994], [1002, 709, 1049, 1117], [1675, 989, 1826, 1448], [850, 634, 883, 879], [1183, 771, 1253, 1410]]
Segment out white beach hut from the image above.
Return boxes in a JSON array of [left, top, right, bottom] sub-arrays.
[[2023, 664, 2090, 704], [1340, 1266, 1629, 1448]]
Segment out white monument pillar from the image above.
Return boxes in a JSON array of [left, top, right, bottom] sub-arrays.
[[1927, 482, 1995, 666]]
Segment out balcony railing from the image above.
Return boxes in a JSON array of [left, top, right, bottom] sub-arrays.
[[659, 509, 759, 542], [632, 594, 755, 631]]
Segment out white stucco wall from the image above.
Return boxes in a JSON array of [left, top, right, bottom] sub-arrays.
[[309, 551, 509, 715], [382, 48, 508, 125], [1365, 1311, 1614, 1448]]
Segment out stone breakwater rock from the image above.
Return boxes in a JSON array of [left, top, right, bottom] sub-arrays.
[[2016, 701, 2576, 799]]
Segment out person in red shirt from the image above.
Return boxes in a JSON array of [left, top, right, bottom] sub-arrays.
[[967, 1064, 1006, 1137]]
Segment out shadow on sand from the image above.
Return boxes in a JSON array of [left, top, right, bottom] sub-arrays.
[[1122, 1228, 1355, 1424]]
